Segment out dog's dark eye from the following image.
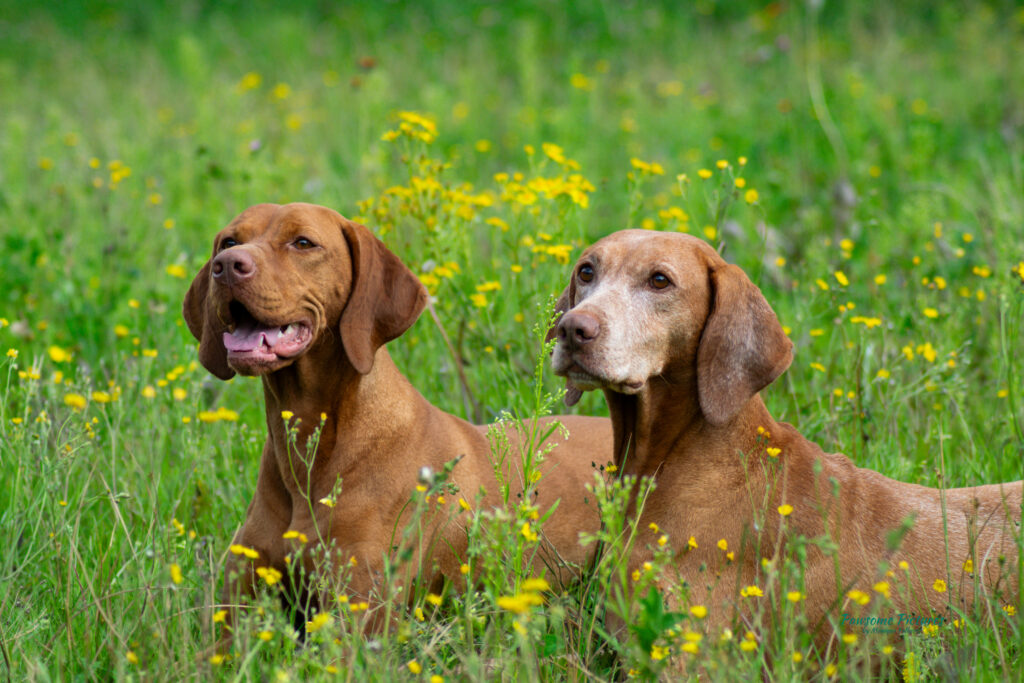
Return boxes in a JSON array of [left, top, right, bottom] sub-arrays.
[[650, 273, 671, 289], [578, 264, 595, 283], [294, 237, 316, 249], [220, 238, 238, 251]]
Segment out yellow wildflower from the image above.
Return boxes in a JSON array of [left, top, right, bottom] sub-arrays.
[[256, 566, 283, 585], [64, 393, 87, 410], [282, 530, 309, 543], [306, 612, 333, 633], [229, 544, 259, 559], [497, 592, 543, 614], [848, 589, 870, 605]]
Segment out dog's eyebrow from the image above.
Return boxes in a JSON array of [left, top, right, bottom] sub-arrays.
[[265, 221, 320, 242]]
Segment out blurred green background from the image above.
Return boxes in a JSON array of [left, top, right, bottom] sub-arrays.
[[1, 0, 1023, 678]]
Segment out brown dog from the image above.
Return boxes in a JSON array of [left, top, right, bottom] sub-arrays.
[[183, 203, 610, 632], [550, 229, 1021, 652]]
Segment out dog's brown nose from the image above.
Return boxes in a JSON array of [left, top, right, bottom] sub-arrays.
[[557, 311, 600, 348], [212, 249, 255, 285]]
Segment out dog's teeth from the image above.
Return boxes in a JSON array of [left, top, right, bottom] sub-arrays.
[[283, 324, 294, 335]]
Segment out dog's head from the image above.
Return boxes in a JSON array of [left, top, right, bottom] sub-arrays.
[[550, 229, 792, 425], [183, 203, 427, 379]]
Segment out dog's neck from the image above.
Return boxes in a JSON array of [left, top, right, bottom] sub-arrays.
[[258, 343, 420, 493], [606, 376, 776, 480]]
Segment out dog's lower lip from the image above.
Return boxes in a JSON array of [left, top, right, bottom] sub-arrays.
[[566, 360, 644, 393], [566, 361, 597, 379], [567, 363, 604, 387]]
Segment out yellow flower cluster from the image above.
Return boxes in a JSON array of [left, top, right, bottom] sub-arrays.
[[381, 111, 438, 144], [256, 566, 282, 585], [107, 159, 132, 190], [305, 612, 333, 633], [496, 171, 594, 209], [197, 407, 239, 423], [902, 342, 938, 363], [497, 577, 549, 615], [630, 157, 665, 176], [418, 261, 461, 294], [849, 316, 882, 328]]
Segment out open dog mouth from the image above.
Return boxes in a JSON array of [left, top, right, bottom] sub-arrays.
[[222, 300, 312, 367]]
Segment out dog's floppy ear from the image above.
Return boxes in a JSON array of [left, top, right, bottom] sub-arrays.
[[339, 219, 428, 374], [697, 264, 792, 426], [182, 260, 236, 380], [545, 282, 583, 407]]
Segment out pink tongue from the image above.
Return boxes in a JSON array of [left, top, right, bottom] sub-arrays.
[[223, 323, 282, 352]]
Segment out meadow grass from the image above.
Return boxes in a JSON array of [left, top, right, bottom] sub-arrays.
[[1, 1, 1023, 679]]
